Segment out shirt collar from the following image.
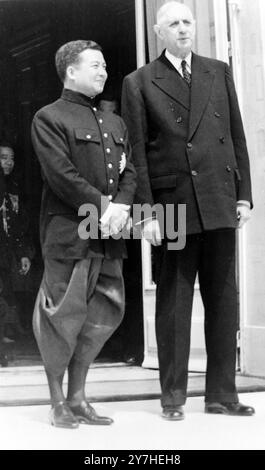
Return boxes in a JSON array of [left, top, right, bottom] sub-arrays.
[[165, 50, 192, 75]]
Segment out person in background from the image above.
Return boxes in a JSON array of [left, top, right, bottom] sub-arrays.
[[98, 97, 119, 114], [0, 277, 9, 366], [0, 142, 32, 345], [122, 1, 254, 420], [98, 94, 144, 366]]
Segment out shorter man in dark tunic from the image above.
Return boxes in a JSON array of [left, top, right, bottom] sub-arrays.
[[31, 40, 136, 428]]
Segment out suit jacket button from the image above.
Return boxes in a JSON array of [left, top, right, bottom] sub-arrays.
[[219, 136, 225, 143], [191, 170, 198, 176], [187, 143, 192, 149], [176, 116, 182, 123], [226, 165, 231, 172]]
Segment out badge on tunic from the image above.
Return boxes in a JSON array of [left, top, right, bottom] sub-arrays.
[[119, 152, 126, 174]]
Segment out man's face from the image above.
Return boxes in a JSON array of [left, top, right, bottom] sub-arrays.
[[0, 147, 15, 175], [70, 49, 108, 97], [156, 4, 195, 58]]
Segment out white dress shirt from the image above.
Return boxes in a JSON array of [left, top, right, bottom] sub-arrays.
[[165, 50, 192, 78]]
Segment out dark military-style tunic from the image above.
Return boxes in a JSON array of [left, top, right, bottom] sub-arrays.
[[31, 88, 137, 260]]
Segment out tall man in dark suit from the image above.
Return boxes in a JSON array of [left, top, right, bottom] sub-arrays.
[[32, 40, 136, 428], [122, 1, 254, 420]]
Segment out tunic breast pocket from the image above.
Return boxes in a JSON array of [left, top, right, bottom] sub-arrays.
[[74, 128, 101, 145]]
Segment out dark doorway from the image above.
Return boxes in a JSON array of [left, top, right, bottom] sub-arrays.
[[0, 0, 143, 367]]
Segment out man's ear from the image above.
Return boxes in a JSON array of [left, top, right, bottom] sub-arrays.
[[154, 24, 163, 40], [66, 65, 75, 81]]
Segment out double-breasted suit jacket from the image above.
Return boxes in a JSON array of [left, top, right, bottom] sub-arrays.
[[122, 52, 252, 235], [32, 89, 136, 259]]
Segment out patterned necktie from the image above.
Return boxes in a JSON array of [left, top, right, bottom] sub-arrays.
[[181, 60, 191, 86]]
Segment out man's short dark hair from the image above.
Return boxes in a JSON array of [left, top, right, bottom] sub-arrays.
[[55, 40, 103, 83]]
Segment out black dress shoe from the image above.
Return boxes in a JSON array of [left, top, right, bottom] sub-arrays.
[[69, 401, 114, 425], [49, 402, 79, 429], [162, 406, 184, 421], [205, 402, 255, 416]]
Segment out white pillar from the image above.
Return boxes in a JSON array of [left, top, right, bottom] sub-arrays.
[[213, 0, 229, 62], [135, 0, 146, 68]]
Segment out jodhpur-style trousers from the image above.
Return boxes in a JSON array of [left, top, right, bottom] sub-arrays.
[[33, 258, 124, 376]]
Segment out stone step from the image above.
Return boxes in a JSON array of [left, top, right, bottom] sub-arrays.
[[1, 363, 265, 406]]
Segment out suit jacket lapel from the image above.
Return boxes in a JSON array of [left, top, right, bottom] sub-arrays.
[[188, 53, 215, 140], [151, 54, 190, 110]]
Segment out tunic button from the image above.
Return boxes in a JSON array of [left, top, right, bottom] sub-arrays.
[[214, 112, 221, 118], [99, 119, 103, 124], [86, 134, 91, 139], [120, 137, 124, 142], [93, 107, 97, 112], [108, 195, 113, 201], [106, 148, 111, 153], [176, 116, 182, 123], [219, 136, 225, 143], [104, 133, 108, 138], [108, 163, 113, 169], [109, 179, 114, 184], [187, 143, 192, 149], [226, 165, 231, 172], [191, 170, 198, 176]]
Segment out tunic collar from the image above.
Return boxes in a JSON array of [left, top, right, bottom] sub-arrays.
[[61, 88, 96, 107]]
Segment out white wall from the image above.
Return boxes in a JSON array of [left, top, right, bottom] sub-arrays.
[[231, 0, 265, 374]]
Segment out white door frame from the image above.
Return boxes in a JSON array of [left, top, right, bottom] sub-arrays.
[[135, 0, 146, 68], [227, 0, 247, 372]]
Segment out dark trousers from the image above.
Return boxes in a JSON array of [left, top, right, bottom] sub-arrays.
[[155, 230, 238, 409], [33, 258, 125, 376]]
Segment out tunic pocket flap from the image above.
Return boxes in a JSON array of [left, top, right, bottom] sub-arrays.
[[151, 174, 177, 190], [111, 131, 125, 144], [75, 128, 100, 143]]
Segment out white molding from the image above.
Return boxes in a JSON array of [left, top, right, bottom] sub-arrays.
[[259, 0, 265, 82], [228, 0, 243, 106], [135, 0, 146, 68], [243, 326, 265, 376], [213, 0, 229, 62], [228, 0, 248, 372]]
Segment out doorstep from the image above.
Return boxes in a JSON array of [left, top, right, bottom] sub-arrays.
[[1, 363, 265, 407], [0, 363, 161, 406]]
